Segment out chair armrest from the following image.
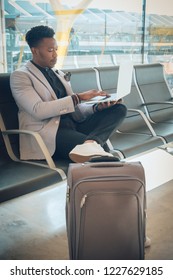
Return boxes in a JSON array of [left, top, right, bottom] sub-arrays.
[[125, 108, 157, 136], [142, 101, 173, 106], [1, 129, 66, 180]]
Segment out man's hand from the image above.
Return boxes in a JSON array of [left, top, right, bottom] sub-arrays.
[[96, 99, 122, 111], [78, 89, 109, 101]]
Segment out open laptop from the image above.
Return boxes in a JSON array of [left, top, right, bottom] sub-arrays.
[[86, 61, 133, 103]]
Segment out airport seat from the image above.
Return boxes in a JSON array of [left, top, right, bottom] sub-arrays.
[[114, 54, 132, 65], [112, 54, 118, 65], [132, 54, 148, 64], [134, 63, 173, 142], [62, 55, 78, 69], [76, 55, 99, 68], [0, 73, 68, 202], [94, 65, 119, 93], [97, 54, 114, 67], [0, 131, 64, 203], [66, 67, 100, 92], [95, 65, 165, 157]]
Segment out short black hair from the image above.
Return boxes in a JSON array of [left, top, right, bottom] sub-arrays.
[[25, 25, 55, 48]]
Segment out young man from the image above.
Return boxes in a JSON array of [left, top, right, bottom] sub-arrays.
[[10, 25, 127, 163]]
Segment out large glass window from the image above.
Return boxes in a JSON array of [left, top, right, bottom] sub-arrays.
[[0, 0, 173, 72], [146, 0, 173, 89], [146, 0, 173, 63]]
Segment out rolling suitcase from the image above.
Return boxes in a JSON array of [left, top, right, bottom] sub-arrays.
[[66, 158, 146, 260]]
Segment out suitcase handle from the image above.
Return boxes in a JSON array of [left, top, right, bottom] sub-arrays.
[[89, 156, 120, 163], [90, 162, 124, 168]]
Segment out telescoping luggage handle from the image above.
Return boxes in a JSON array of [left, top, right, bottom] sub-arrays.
[[89, 155, 120, 162], [88, 155, 124, 168]]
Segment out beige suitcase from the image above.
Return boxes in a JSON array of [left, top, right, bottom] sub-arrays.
[[66, 159, 146, 260]]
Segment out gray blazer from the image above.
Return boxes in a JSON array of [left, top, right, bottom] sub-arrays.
[[10, 61, 94, 160]]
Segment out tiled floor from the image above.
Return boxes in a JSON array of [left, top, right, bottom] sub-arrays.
[[0, 178, 173, 260], [145, 180, 173, 260]]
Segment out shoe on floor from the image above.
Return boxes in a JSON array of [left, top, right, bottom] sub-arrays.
[[145, 236, 151, 248], [69, 142, 113, 163]]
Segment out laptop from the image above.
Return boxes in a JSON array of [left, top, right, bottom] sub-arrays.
[[86, 61, 133, 103]]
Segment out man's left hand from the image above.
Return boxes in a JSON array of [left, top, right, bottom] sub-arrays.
[[96, 99, 122, 111]]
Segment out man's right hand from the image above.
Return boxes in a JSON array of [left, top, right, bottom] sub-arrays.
[[78, 89, 109, 101]]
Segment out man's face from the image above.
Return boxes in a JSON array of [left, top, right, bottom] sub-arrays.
[[32, 37, 58, 68]]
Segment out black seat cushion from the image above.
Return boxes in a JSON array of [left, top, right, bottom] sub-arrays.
[[0, 157, 63, 203]]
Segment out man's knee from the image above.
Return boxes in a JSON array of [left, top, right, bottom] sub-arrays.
[[114, 103, 127, 118]]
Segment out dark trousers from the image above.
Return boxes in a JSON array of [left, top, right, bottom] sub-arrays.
[[53, 103, 127, 160]]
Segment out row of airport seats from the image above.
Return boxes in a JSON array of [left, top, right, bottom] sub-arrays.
[[66, 63, 173, 158], [62, 53, 149, 69], [0, 63, 173, 202]]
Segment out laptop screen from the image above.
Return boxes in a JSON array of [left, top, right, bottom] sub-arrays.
[[116, 61, 133, 100], [85, 61, 133, 103]]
